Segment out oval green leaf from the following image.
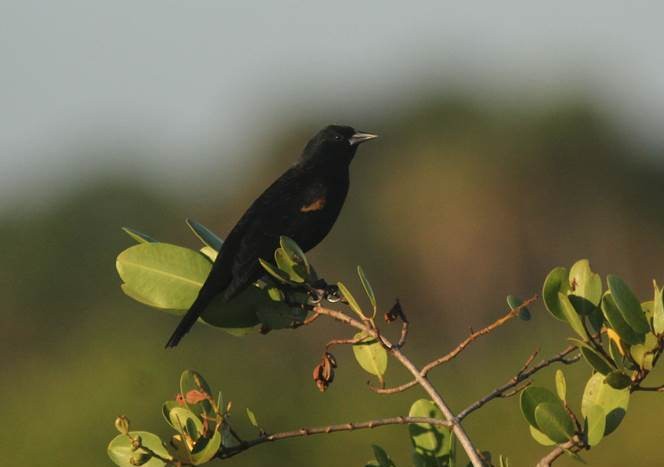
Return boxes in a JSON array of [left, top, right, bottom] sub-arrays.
[[581, 372, 630, 436], [607, 275, 650, 334], [190, 430, 222, 465], [279, 236, 310, 278], [555, 369, 567, 401], [570, 339, 613, 375], [339, 282, 366, 320], [534, 402, 575, 444], [186, 218, 223, 252], [542, 267, 570, 321], [529, 425, 556, 446], [569, 259, 602, 306], [583, 403, 606, 447], [629, 332, 658, 370], [507, 294, 531, 321], [352, 332, 387, 379], [371, 445, 394, 467], [520, 386, 560, 428], [200, 246, 218, 262], [604, 371, 632, 390], [180, 370, 213, 421], [246, 408, 259, 428], [116, 243, 211, 310], [258, 258, 292, 284], [408, 399, 453, 458], [108, 431, 171, 467], [358, 265, 377, 316], [601, 293, 644, 345], [122, 226, 157, 244], [274, 248, 305, 283], [558, 293, 589, 340], [653, 284, 664, 335]]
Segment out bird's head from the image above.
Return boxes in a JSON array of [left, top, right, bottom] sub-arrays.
[[300, 125, 378, 166]]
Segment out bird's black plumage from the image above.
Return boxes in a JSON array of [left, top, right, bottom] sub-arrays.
[[165, 125, 377, 347]]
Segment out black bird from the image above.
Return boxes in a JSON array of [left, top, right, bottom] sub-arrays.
[[165, 125, 377, 347]]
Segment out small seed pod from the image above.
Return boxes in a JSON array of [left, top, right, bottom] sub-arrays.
[[114, 415, 130, 435]]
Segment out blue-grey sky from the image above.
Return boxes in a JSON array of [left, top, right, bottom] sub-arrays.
[[2, 1, 663, 206]]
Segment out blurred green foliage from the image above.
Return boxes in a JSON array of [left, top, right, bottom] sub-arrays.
[[3, 96, 664, 466]]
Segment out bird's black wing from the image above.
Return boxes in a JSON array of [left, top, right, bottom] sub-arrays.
[[221, 166, 310, 299]]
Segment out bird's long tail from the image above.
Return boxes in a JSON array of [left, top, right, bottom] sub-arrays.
[[165, 284, 218, 348]]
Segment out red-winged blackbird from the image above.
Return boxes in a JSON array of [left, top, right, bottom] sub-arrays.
[[165, 125, 377, 347]]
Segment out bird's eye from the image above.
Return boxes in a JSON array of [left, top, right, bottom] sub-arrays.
[[334, 134, 343, 142]]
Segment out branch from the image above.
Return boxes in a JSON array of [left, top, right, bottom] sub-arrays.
[[457, 344, 581, 420], [217, 416, 451, 460], [535, 439, 579, 467], [371, 294, 539, 395], [633, 384, 664, 392], [313, 305, 486, 467]]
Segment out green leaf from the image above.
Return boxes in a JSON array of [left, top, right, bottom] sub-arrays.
[[116, 243, 211, 310], [653, 283, 664, 335], [167, 406, 203, 439], [274, 248, 305, 283], [583, 403, 606, 447], [255, 300, 308, 330], [581, 372, 630, 436], [358, 265, 377, 316], [601, 294, 644, 345], [629, 332, 658, 371], [607, 275, 651, 334], [186, 218, 223, 251], [558, 293, 589, 340], [608, 338, 624, 369], [507, 295, 531, 321], [570, 339, 613, 375], [529, 426, 556, 446], [520, 387, 560, 428], [569, 259, 602, 306], [199, 286, 265, 335], [534, 402, 575, 443], [258, 258, 292, 284], [108, 431, 171, 467], [190, 430, 221, 465], [120, 283, 169, 310], [338, 282, 366, 320], [588, 308, 605, 334], [371, 445, 394, 467], [246, 408, 259, 428], [180, 370, 214, 421], [604, 371, 632, 390], [279, 236, 310, 279], [122, 227, 157, 244], [408, 399, 454, 461], [568, 295, 596, 316], [352, 332, 387, 379], [555, 369, 567, 401], [200, 246, 218, 262], [542, 267, 571, 321]]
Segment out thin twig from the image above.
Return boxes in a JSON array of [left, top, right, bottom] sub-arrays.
[[325, 337, 363, 351], [457, 344, 580, 421], [217, 415, 451, 459], [633, 384, 664, 392], [536, 439, 580, 467], [313, 305, 486, 467], [371, 295, 539, 395]]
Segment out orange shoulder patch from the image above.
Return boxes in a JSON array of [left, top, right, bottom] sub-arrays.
[[300, 196, 326, 212]]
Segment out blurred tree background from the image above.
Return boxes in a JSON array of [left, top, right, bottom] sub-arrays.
[[2, 97, 664, 466]]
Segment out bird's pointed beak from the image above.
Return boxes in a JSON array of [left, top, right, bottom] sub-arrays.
[[349, 131, 378, 146]]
